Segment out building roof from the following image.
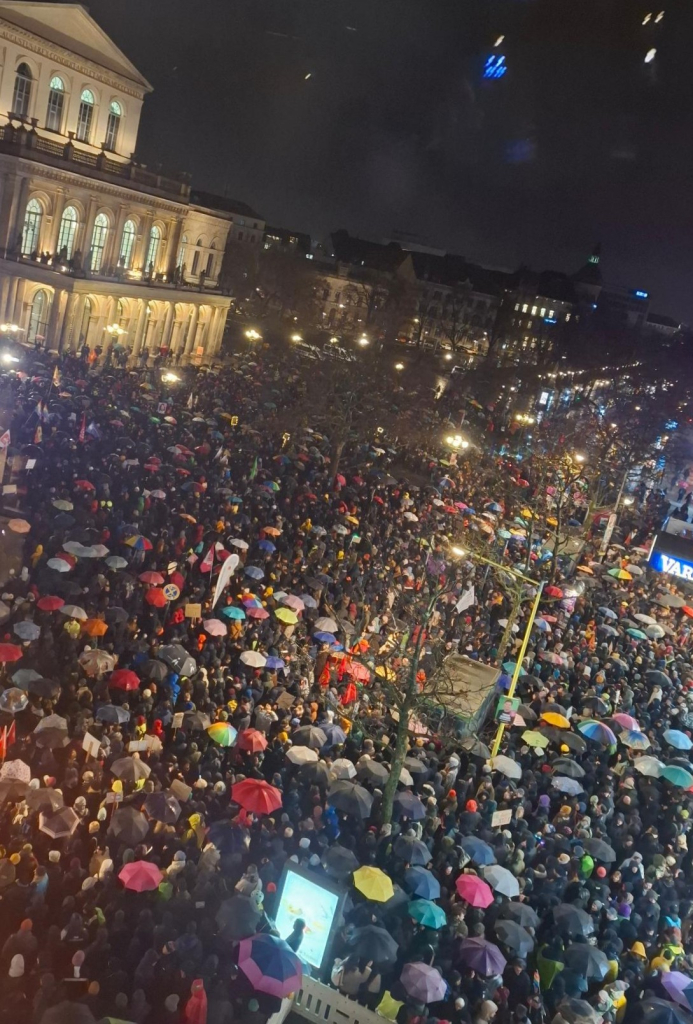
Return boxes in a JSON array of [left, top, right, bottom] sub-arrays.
[[647, 312, 681, 329], [329, 230, 409, 273], [410, 251, 506, 296], [264, 225, 312, 253], [0, 2, 151, 90], [573, 244, 603, 287], [190, 190, 264, 222]]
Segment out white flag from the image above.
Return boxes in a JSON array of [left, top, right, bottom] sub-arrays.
[[455, 585, 475, 614], [212, 552, 239, 608]]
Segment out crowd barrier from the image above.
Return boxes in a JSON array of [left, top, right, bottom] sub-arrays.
[[273, 973, 385, 1024]]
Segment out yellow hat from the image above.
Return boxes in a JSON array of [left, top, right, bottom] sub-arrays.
[[631, 942, 646, 958], [9, 854, 20, 865], [560, 744, 570, 754]]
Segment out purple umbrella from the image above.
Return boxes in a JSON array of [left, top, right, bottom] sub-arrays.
[[662, 972, 693, 1011], [458, 937, 507, 975], [401, 962, 447, 1003], [238, 934, 302, 998]]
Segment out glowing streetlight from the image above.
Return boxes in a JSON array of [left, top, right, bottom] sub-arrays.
[[395, 362, 404, 371], [572, 453, 586, 464], [358, 335, 369, 347], [290, 333, 303, 342], [445, 435, 470, 450], [444, 353, 453, 360], [0, 324, 20, 333], [329, 336, 339, 344], [245, 329, 262, 342], [514, 413, 535, 425]]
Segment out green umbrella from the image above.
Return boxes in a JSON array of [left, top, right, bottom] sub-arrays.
[[408, 899, 447, 929]]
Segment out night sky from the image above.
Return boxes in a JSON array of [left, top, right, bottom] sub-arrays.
[[63, 0, 693, 318]]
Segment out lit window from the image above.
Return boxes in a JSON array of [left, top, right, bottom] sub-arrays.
[[514, 303, 519, 311], [146, 225, 161, 272], [531, 306, 537, 316], [46, 76, 64, 132], [90, 212, 108, 271], [566, 312, 571, 321], [57, 205, 78, 258], [12, 63, 32, 118], [522, 304, 528, 313], [76, 88, 95, 142], [549, 309, 554, 318], [540, 307, 546, 317], [21, 198, 42, 255], [104, 100, 121, 150], [119, 219, 136, 268]]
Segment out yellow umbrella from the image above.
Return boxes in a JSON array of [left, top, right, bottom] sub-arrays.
[[345, 515, 359, 525], [546, 517, 558, 527], [375, 665, 396, 681], [520, 508, 536, 519], [541, 711, 571, 729], [522, 729, 550, 748], [274, 607, 298, 625], [353, 865, 394, 902], [576, 565, 594, 574]]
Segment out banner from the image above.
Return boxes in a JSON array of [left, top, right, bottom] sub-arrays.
[[212, 552, 239, 607]]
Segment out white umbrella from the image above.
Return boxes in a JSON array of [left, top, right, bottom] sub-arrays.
[[399, 767, 414, 786], [489, 755, 522, 780], [59, 605, 87, 620], [646, 624, 665, 639], [47, 558, 71, 572], [334, 524, 349, 535], [403, 512, 419, 522], [330, 758, 357, 780], [633, 756, 665, 777], [240, 651, 266, 668], [315, 617, 338, 633], [230, 539, 249, 551], [0, 759, 30, 783], [634, 613, 657, 625], [106, 556, 128, 570], [286, 746, 318, 765], [498, 619, 520, 633], [483, 864, 521, 897]]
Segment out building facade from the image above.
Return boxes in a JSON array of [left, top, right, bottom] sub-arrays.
[[0, 1, 235, 361]]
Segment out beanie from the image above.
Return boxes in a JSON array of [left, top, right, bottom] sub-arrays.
[[19, 919, 32, 931], [466, 800, 478, 812], [48, 851, 60, 863]]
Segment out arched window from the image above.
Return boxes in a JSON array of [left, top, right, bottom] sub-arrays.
[[191, 241, 201, 275], [90, 212, 109, 272], [119, 219, 136, 268], [105, 99, 121, 151], [76, 88, 95, 143], [21, 198, 42, 256], [205, 251, 215, 276], [176, 234, 187, 271], [12, 63, 32, 118], [27, 289, 47, 345], [57, 205, 78, 259], [46, 76, 64, 132], [146, 225, 161, 273]]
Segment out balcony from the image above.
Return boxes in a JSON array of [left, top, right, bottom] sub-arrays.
[[0, 119, 191, 202]]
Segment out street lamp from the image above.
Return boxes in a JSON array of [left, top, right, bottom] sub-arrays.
[[290, 333, 302, 342], [444, 434, 469, 450], [395, 362, 404, 371], [358, 335, 369, 347], [515, 413, 535, 425], [245, 329, 262, 342], [0, 324, 20, 333]]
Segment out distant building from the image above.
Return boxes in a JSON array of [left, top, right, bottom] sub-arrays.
[[263, 225, 311, 256]]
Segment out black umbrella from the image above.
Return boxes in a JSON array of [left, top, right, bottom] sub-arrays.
[[328, 780, 374, 819], [628, 998, 693, 1024], [183, 711, 211, 731], [552, 758, 586, 779], [553, 904, 594, 937], [515, 704, 538, 723], [140, 659, 169, 682], [299, 761, 331, 787], [104, 606, 128, 624], [292, 725, 327, 749], [393, 834, 431, 866], [394, 791, 426, 820], [646, 669, 672, 687], [26, 677, 60, 699], [216, 895, 261, 940], [26, 788, 65, 813], [357, 759, 390, 784], [0, 779, 29, 804], [143, 791, 182, 824], [497, 902, 540, 928], [403, 756, 429, 775], [460, 737, 491, 758], [108, 807, 149, 845], [540, 727, 587, 753], [323, 844, 360, 879], [158, 644, 197, 675], [493, 920, 535, 957], [348, 925, 399, 964], [564, 944, 609, 980], [583, 838, 616, 863]]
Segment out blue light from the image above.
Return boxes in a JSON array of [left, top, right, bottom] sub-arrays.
[[544, 317, 557, 324], [484, 54, 507, 79], [632, 289, 649, 299]]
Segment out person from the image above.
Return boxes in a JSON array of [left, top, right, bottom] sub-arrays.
[[285, 918, 306, 953]]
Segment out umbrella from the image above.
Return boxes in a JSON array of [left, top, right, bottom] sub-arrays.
[[106, 556, 128, 570], [324, 844, 360, 878], [39, 806, 80, 839], [7, 518, 30, 534], [456, 874, 494, 907], [460, 836, 496, 866], [497, 902, 540, 928], [216, 895, 262, 941], [358, 759, 390, 784], [315, 616, 338, 632], [33, 714, 69, 748], [58, 605, 87, 621], [231, 778, 281, 815], [240, 650, 266, 668], [244, 565, 264, 580], [662, 765, 693, 788], [408, 899, 446, 930], [555, 1000, 601, 1024], [207, 722, 238, 747], [109, 669, 140, 692], [404, 866, 441, 900], [458, 936, 507, 975], [394, 835, 430, 866], [563, 944, 610, 980], [578, 721, 616, 745], [95, 705, 130, 725], [523, 730, 550, 748], [353, 865, 394, 902], [37, 596, 64, 612], [401, 963, 447, 1004], [394, 791, 426, 821], [221, 605, 245, 620], [552, 776, 584, 795], [634, 756, 665, 777], [493, 920, 535, 957], [328, 780, 373, 819], [292, 725, 327, 749], [583, 837, 616, 862], [46, 558, 71, 572], [238, 934, 302, 999], [79, 650, 117, 676], [629, 999, 693, 1024], [274, 607, 297, 625], [553, 903, 594, 937], [330, 758, 357, 780], [0, 687, 28, 714], [109, 807, 149, 845], [237, 728, 268, 752], [664, 729, 693, 750], [461, 737, 491, 758], [111, 756, 151, 785], [621, 729, 650, 750], [1, 759, 31, 783], [489, 755, 522, 779], [0, 643, 22, 663], [662, 972, 693, 1012], [349, 924, 400, 961], [483, 864, 520, 897], [158, 645, 197, 675], [612, 713, 640, 731], [119, 861, 163, 892], [541, 711, 571, 729], [299, 760, 331, 786], [13, 621, 40, 642], [552, 757, 586, 778], [286, 746, 318, 765], [143, 791, 182, 823]]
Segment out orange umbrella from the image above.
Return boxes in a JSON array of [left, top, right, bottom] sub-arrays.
[[82, 619, 108, 638], [263, 526, 281, 537], [8, 519, 30, 534], [682, 607, 693, 618], [541, 711, 571, 729]]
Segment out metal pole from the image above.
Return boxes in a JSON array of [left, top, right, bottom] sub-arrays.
[[490, 581, 544, 757]]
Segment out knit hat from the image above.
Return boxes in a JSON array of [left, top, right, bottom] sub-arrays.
[[48, 851, 60, 863], [165, 996, 179, 1012], [9, 955, 24, 978]]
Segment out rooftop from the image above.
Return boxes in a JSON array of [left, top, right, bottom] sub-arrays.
[[190, 190, 264, 222]]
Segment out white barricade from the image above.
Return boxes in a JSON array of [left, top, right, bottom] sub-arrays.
[[289, 973, 385, 1024]]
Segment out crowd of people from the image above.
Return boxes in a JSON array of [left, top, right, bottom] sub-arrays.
[[0, 344, 689, 1024]]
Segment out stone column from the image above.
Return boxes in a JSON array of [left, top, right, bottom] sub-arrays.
[[82, 196, 99, 271], [12, 279, 27, 326], [183, 305, 199, 360], [59, 292, 83, 352], [110, 204, 128, 269], [130, 300, 147, 362], [167, 217, 183, 277], [48, 187, 67, 255], [4, 278, 19, 323], [1, 174, 30, 255], [45, 287, 65, 350], [160, 301, 175, 351], [136, 213, 154, 272]]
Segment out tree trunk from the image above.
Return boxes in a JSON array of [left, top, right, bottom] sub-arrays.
[[329, 439, 346, 480], [381, 707, 411, 824]]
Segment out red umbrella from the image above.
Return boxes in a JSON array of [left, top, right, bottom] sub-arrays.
[[139, 571, 164, 585], [145, 588, 167, 608], [37, 596, 64, 612], [119, 861, 163, 892], [109, 669, 140, 691], [237, 729, 268, 753], [455, 874, 494, 907], [545, 586, 564, 599], [56, 552, 77, 567], [231, 778, 281, 815], [74, 480, 95, 490], [0, 644, 22, 663], [169, 571, 185, 591]]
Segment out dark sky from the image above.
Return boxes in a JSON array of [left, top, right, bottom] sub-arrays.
[[72, 0, 693, 318]]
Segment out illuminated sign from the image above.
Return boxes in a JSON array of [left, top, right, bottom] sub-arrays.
[[274, 864, 344, 971], [631, 289, 649, 300], [484, 55, 507, 79], [649, 550, 693, 580]]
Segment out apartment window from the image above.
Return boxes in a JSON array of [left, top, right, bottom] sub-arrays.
[[237, 231, 244, 241], [57, 205, 78, 258], [104, 100, 122, 150], [205, 251, 214, 275], [522, 304, 528, 313], [531, 305, 537, 316], [21, 198, 42, 255], [27, 289, 47, 345], [549, 309, 555, 318], [119, 219, 136, 268], [46, 76, 64, 132], [514, 303, 519, 311], [145, 225, 161, 272], [238, 218, 246, 227], [12, 63, 32, 118], [90, 212, 109, 271], [566, 312, 571, 321], [76, 89, 95, 142], [540, 307, 546, 317]]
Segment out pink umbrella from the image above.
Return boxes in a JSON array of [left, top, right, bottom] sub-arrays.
[[247, 607, 269, 620], [203, 619, 227, 636], [613, 713, 640, 731], [401, 962, 447, 1003], [119, 861, 163, 892], [455, 873, 494, 907], [282, 595, 305, 613]]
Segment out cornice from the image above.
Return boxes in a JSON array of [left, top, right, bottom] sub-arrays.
[[0, 19, 146, 99]]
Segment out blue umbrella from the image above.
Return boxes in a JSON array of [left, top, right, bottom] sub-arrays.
[[662, 764, 693, 788], [257, 540, 276, 553], [460, 836, 496, 865], [314, 631, 337, 644], [221, 606, 246, 620], [96, 705, 130, 724], [664, 730, 693, 751], [395, 791, 426, 821], [265, 656, 285, 670], [244, 565, 264, 580], [485, 502, 503, 513], [408, 899, 447, 929], [404, 867, 441, 900], [598, 607, 618, 619], [551, 776, 584, 795], [322, 723, 347, 747], [14, 621, 40, 641], [300, 593, 318, 608], [12, 669, 42, 686], [578, 721, 616, 745]]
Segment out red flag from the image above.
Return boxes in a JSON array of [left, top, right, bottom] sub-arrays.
[[6, 721, 15, 748], [79, 413, 86, 443], [0, 726, 7, 760], [199, 546, 214, 573]]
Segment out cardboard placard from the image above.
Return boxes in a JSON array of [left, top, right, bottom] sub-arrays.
[[170, 779, 192, 802], [128, 740, 149, 752], [105, 791, 123, 804], [491, 809, 513, 827], [82, 732, 101, 758], [172, 712, 185, 729], [185, 603, 202, 619], [276, 692, 295, 710]]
